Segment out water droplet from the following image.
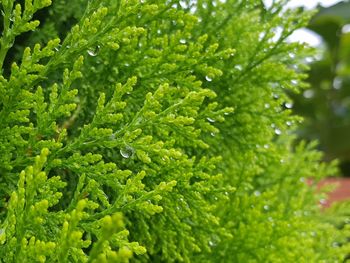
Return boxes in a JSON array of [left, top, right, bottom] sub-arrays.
[[254, 191, 261, 196], [205, 76, 213, 82], [120, 146, 134, 159], [263, 144, 269, 149], [274, 128, 282, 135], [264, 103, 270, 109], [234, 65, 242, 71], [305, 57, 314, 63], [206, 117, 215, 123], [286, 121, 292, 126], [273, 93, 279, 99], [124, 63, 130, 67], [54, 44, 62, 52], [268, 216, 274, 222], [208, 240, 217, 247], [291, 79, 298, 85], [87, 45, 100, 57], [299, 177, 305, 183], [280, 159, 285, 163], [179, 39, 186, 44], [210, 132, 216, 137], [284, 102, 293, 109], [310, 231, 317, 237], [263, 205, 269, 211]]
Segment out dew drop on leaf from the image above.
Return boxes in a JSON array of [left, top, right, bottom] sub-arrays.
[[120, 145, 134, 158], [87, 45, 100, 57], [274, 128, 282, 135], [208, 240, 217, 247], [54, 44, 62, 52], [207, 117, 215, 123], [205, 76, 213, 82], [234, 65, 242, 71], [284, 102, 293, 109]]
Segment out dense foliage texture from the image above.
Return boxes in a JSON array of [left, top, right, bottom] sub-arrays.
[[0, 0, 349, 262]]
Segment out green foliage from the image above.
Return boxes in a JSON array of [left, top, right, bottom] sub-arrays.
[[0, 0, 348, 262], [292, 1, 350, 166]]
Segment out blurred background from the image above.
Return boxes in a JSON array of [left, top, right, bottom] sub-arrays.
[[277, 0, 350, 176]]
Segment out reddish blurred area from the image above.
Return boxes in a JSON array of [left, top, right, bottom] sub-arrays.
[[318, 178, 350, 207]]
